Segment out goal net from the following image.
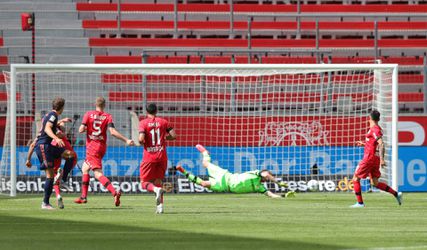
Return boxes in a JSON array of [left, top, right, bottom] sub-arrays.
[[1, 64, 398, 196]]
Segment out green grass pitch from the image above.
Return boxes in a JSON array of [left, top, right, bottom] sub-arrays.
[[1, 193, 426, 250]]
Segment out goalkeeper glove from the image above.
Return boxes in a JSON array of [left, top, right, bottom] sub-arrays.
[[278, 181, 288, 188], [283, 191, 296, 198]]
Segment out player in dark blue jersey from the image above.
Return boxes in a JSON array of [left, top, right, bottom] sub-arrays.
[[34, 97, 74, 210]]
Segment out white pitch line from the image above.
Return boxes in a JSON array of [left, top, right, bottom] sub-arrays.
[[344, 245, 427, 250]]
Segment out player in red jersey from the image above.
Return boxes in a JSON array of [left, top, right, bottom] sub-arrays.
[[351, 110, 402, 208], [74, 97, 134, 206], [139, 103, 176, 214]]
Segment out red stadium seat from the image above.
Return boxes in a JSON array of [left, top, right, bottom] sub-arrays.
[[108, 90, 379, 104], [262, 56, 317, 64], [204, 56, 232, 64], [89, 38, 427, 49], [83, 20, 427, 32], [103, 74, 202, 84], [0, 56, 8, 65], [398, 93, 424, 102], [76, 3, 427, 14], [0, 92, 21, 102], [399, 75, 424, 84], [109, 91, 201, 102], [332, 93, 373, 102], [0, 37, 3, 47], [95, 56, 141, 64], [96, 55, 423, 66], [0, 74, 5, 83]]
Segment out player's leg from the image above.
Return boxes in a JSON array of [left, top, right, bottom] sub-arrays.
[[153, 178, 165, 214], [371, 177, 403, 205], [52, 159, 62, 199], [369, 157, 403, 205], [93, 168, 122, 207], [52, 160, 65, 209], [140, 162, 156, 193], [176, 165, 205, 185], [61, 150, 77, 184], [351, 161, 368, 208], [35, 144, 56, 209], [42, 168, 55, 209], [140, 162, 167, 213], [75, 161, 90, 204], [93, 168, 121, 206], [140, 162, 165, 193], [196, 144, 211, 163], [351, 175, 365, 207]]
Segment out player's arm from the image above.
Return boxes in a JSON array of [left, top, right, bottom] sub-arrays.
[[166, 128, 176, 141], [45, 122, 65, 147], [58, 117, 72, 127], [264, 190, 282, 199], [355, 140, 365, 146], [109, 126, 134, 146], [79, 124, 86, 133], [25, 138, 37, 168], [378, 137, 386, 167], [260, 171, 287, 188], [138, 132, 145, 145], [79, 113, 88, 133]]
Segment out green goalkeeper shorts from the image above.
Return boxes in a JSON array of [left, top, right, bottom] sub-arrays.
[[206, 163, 229, 192]]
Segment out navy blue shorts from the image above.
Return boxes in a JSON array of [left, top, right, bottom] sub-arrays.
[[35, 143, 65, 170]]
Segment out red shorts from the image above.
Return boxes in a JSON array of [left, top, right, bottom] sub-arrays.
[[140, 161, 167, 182], [354, 156, 381, 179], [85, 153, 104, 170], [84, 147, 106, 170]]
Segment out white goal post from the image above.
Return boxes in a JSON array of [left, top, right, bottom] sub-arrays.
[[3, 63, 398, 197]]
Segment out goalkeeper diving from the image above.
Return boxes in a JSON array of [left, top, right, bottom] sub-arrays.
[[176, 145, 294, 198]]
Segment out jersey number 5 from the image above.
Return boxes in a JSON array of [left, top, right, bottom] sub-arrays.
[[150, 128, 161, 146], [92, 120, 102, 136]]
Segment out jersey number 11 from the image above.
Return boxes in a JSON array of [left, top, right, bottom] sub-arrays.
[[150, 128, 161, 146]]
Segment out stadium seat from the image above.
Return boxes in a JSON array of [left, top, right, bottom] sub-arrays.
[[399, 75, 424, 84], [83, 20, 427, 32], [107, 89, 380, 104], [103, 74, 203, 84], [95, 55, 141, 64], [0, 56, 8, 65], [0, 92, 21, 102], [76, 3, 427, 14], [108, 91, 201, 102], [398, 92, 424, 102], [89, 38, 427, 49]]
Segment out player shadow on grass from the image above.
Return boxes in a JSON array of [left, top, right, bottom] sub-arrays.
[[0, 214, 344, 250]]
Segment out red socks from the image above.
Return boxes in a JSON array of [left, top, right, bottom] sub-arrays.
[[376, 182, 398, 196], [141, 181, 155, 192], [353, 180, 364, 204], [98, 175, 116, 196], [81, 174, 90, 198], [53, 182, 60, 198]]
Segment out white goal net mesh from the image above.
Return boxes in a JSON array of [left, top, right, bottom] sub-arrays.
[[0, 65, 395, 195]]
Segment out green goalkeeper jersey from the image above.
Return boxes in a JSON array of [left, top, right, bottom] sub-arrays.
[[225, 170, 268, 194]]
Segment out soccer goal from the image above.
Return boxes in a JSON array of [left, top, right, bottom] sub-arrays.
[[1, 64, 398, 196]]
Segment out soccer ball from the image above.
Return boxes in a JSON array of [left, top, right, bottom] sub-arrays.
[[307, 180, 319, 192]]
